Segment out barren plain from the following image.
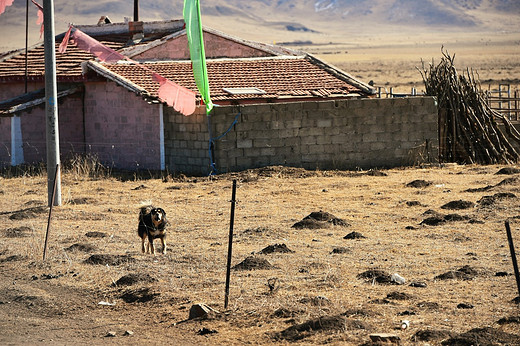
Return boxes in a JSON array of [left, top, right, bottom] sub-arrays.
[[1, 163, 520, 345]]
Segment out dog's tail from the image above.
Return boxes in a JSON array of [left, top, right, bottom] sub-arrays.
[[138, 201, 154, 220]]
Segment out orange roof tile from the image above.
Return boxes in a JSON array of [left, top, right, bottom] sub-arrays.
[[89, 56, 368, 103]]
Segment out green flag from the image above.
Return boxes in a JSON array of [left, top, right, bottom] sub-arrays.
[[183, 0, 213, 114]]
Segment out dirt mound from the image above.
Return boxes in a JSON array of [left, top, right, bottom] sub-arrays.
[[85, 231, 108, 238], [366, 170, 387, 176], [292, 211, 349, 229], [478, 192, 517, 206], [120, 288, 160, 303], [113, 273, 157, 286], [495, 167, 520, 175], [274, 315, 371, 341], [258, 243, 294, 254], [232, 256, 275, 270], [241, 226, 274, 236], [69, 197, 96, 205], [421, 213, 471, 225], [412, 329, 453, 342], [0, 255, 26, 263], [420, 216, 446, 226], [8, 206, 47, 220], [464, 185, 493, 192], [443, 213, 470, 221], [343, 231, 366, 239], [440, 200, 474, 210], [386, 291, 414, 300], [2, 226, 32, 238], [331, 247, 351, 254], [406, 180, 432, 188], [496, 176, 519, 186], [442, 327, 520, 345], [299, 296, 331, 306], [272, 307, 303, 318], [434, 265, 484, 280], [84, 254, 135, 266], [65, 243, 96, 252], [497, 316, 520, 325], [357, 269, 392, 284]]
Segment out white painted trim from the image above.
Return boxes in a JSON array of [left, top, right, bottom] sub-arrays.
[[10, 115, 24, 166], [159, 104, 165, 171]]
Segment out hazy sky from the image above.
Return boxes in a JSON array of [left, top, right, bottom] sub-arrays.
[[0, 0, 179, 51]]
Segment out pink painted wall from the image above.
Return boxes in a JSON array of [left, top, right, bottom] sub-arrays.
[[0, 82, 43, 166], [0, 82, 86, 166], [133, 31, 273, 60], [83, 81, 161, 170]]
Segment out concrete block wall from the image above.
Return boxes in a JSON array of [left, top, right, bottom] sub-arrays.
[[164, 97, 438, 175], [163, 106, 209, 174]]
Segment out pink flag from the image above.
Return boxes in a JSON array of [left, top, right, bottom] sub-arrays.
[[70, 29, 124, 63], [0, 0, 14, 16], [30, 0, 44, 38], [59, 25, 73, 53], [152, 73, 196, 116]]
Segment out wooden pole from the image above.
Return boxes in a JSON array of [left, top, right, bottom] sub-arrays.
[[43, 164, 59, 261], [224, 179, 237, 309], [505, 221, 520, 301]]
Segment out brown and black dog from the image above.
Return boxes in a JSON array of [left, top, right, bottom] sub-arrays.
[[138, 206, 168, 255]]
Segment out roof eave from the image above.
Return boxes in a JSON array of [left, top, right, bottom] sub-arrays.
[[304, 54, 377, 95], [84, 60, 152, 98]]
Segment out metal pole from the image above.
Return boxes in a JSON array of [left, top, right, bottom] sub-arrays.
[[224, 179, 237, 309], [134, 0, 139, 21], [505, 221, 520, 301], [24, 0, 29, 94], [43, 164, 59, 261], [43, 0, 61, 206]]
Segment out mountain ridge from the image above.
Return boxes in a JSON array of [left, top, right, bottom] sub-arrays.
[[0, 0, 519, 51]]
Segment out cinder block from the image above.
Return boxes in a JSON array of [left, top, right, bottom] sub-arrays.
[[317, 119, 333, 128], [301, 135, 317, 145], [318, 101, 335, 110], [237, 139, 253, 149]]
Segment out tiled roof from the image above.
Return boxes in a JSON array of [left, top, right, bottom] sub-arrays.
[[0, 38, 126, 82], [87, 56, 370, 103], [0, 22, 184, 82]]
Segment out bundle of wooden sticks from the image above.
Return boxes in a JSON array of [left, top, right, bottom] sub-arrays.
[[419, 50, 520, 164]]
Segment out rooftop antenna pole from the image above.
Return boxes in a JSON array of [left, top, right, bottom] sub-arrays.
[[43, 0, 61, 206], [134, 0, 139, 21]]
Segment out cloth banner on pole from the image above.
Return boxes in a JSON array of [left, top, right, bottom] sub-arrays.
[[0, 0, 14, 16], [152, 73, 196, 116], [30, 0, 44, 38], [183, 0, 213, 115], [60, 26, 196, 115], [58, 25, 72, 53], [70, 28, 125, 63]]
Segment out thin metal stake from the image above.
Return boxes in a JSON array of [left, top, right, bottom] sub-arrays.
[[505, 221, 520, 301], [224, 179, 237, 309], [43, 164, 59, 261]]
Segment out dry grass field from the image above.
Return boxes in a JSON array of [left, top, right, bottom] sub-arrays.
[[1, 163, 520, 345]]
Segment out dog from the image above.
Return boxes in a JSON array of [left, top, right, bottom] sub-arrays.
[[137, 206, 168, 255]]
